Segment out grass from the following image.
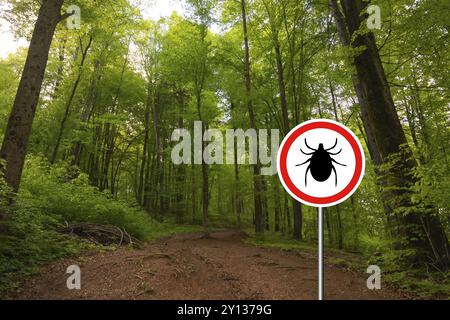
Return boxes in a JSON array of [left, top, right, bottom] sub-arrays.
[[0, 157, 216, 296], [143, 222, 206, 241], [245, 231, 449, 299], [0, 219, 209, 297]]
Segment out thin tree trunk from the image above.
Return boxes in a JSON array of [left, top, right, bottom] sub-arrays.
[[139, 83, 152, 205], [273, 178, 281, 232], [51, 34, 93, 164], [231, 102, 243, 228], [241, 0, 264, 234]]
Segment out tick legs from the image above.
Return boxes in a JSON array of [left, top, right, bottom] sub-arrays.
[[296, 158, 311, 167], [305, 165, 310, 186], [325, 138, 338, 151], [301, 148, 314, 156], [332, 165, 338, 186], [304, 139, 316, 152], [332, 158, 346, 167], [328, 149, 342, 155]]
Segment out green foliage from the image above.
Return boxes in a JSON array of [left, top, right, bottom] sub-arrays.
[[0, 203, 91, 293], [369, 249, 450, 299], [20, 156, 156, 239], [0, 0, 448, 298], [0, 155, 159, 294]]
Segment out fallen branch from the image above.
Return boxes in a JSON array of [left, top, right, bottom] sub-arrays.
[[60, 222, 143, 248]]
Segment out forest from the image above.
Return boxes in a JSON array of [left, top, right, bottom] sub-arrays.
[[0, 0, 448, 299]]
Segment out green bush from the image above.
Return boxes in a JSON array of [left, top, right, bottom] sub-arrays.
[[0, 204, 89, 292], [19, 156, 157, 239], [0, 156, 159, 294]]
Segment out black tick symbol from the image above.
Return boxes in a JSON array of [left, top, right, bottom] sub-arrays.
[[296, 138, 346, 186]]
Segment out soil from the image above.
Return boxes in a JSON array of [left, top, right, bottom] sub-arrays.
[[11, 230, 410, 300]]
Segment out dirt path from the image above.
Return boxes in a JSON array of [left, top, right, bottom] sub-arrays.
[[12, 230, 408, 300]]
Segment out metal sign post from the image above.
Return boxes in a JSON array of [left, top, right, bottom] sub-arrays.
[[318, 207, 324, 300]]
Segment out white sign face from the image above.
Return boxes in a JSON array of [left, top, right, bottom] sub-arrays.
[[277, 119, 365, 207]]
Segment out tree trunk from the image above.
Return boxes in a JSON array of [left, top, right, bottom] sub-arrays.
[[174, 89, 186, 222], [139, 82, 152, 205], [0, 0, 65, 196], [292, 200, 303, 240], [331, 0, 449, 268], [231, 102, 243, 228], [154, 88, 165, 218], [265, 1, 305, 240], [329, 0, 382, 166], [273, 177, 281, 232], [273, 38, 290, 133], [51, 34, 93, 164], [241, 0, 264, 234], [191, 163, 197, 223]]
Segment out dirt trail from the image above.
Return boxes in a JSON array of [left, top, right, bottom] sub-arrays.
[[12, 230, 408, 300]]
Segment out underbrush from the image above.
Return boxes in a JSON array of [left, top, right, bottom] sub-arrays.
[[368, 250, 449, 299], [19, 156, 157, 240], [247, 231, 449, 299], [0, 156, 200, 294]]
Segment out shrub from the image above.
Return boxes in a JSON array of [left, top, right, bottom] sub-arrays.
[[0, 155, 158, 294], [19, 156, 157, 239]]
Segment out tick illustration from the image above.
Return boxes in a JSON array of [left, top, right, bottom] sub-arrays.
[[296, 138, 346, 186]]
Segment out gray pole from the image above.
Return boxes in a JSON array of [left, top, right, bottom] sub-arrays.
[[318, 206, 324, 300]]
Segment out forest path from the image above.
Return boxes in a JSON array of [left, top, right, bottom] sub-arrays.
[[14, 230, 407, 300]]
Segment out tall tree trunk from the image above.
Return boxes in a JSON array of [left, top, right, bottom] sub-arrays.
[[174, 88, 186, 222], [72, 58, 103, 166], [329, 0, 381, 166], [273, 177, 281, 232], [330, 82, 344, 249], [51, 34, 93, 164], [52, 38, 67, 98], [0, 0, 66, 197], [241, 0, 264, 234], [153, 87, 164, 218], [264, 0, 306, 240], [200, 119, 209, 230], [331, 0, 449, 268], [273, 38, 290, 133], [230, 102, 243, 228], [272, 17, 303, 241], [195, 89, 209, 230], [191, 163, 197, 223], [139, 82, 152, 205]]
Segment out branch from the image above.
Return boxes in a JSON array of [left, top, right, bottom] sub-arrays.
[[59, 10, 75, 22]]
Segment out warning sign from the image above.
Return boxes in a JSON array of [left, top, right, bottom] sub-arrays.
[[277, 119, 365, 207]]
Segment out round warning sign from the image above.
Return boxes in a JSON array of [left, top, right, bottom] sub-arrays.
[[277, 119, 365, 207]]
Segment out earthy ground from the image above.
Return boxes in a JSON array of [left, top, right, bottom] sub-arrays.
[[12, 230, 409, 300]]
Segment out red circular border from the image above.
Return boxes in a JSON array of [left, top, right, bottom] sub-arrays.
[[279, 121, 363, 205]]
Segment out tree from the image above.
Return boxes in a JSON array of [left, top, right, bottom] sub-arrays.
[[240, 0, 265, 234], [0, 0, 72, 231], [330, 0, 449, 269]]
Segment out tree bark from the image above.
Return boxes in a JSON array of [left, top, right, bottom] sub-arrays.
[[0, 0, 65, 195], [241, 0, 264, 234], [329, 0, 382, 166], [331, 0, 449, 268], [51, 34, 93, 164], [139, 82, 152, 205]]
